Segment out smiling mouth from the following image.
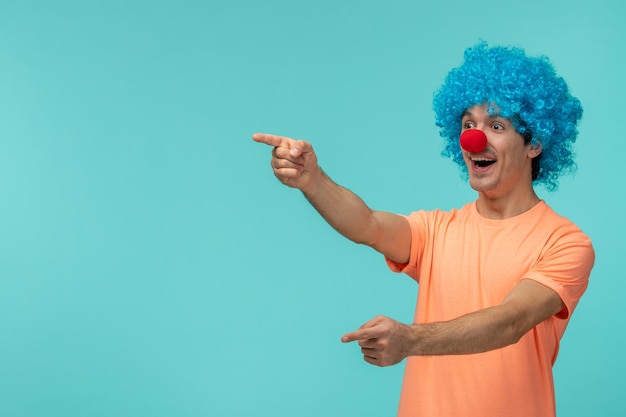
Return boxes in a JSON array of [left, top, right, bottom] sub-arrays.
[[471, 158, 496, 168]]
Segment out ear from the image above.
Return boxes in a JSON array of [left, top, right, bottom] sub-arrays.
[[528, 141, 542, 159]]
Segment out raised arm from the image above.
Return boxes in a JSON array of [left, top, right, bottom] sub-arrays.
[[253, 133, 411, 263]]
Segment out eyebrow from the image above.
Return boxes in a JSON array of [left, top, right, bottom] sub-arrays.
[[462, 109, 506, 121]]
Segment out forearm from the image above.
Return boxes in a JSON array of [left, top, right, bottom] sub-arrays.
[[302, 168, 378, 245], [408, 304, 525, 356], [400, 279, 565, 357]]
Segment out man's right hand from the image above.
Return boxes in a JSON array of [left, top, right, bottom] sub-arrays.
[[253, 132, 411, 263], [252, 133, 320, 191]]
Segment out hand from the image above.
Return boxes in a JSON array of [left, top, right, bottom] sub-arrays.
[[341, 315, 415, 367], [252, 133, 319, 191]]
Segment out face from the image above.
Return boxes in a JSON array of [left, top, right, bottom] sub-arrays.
[[460, 104, 541, 197]]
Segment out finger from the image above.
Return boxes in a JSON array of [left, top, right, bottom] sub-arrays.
[[363, 355, 380, 366], [273, 167, 304, 181], [361, 344, 378, 355], [272, 157, 303, 172], [252, 133, 292, 148], [273, 145, 305, 164], [341, 326, 380, 343], [341, 331, 358, 343], [289, 139, 314, 158], [341, 315, 386, 342]]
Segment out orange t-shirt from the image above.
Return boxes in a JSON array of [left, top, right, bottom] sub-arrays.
[[386, 201, 594, 417]]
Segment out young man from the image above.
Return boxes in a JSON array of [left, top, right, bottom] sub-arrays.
[[253, 43, 594, 417]]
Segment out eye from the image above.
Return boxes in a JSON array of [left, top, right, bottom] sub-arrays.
[[463, 121, 475, 130], [492, 122, 505, 131]]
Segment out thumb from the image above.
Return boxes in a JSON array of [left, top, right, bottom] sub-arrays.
[[289, 139, 313, 158]]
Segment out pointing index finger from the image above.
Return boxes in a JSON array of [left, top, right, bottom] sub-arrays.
[[341, 327, 378, 343], [341, 316, 386, 343], [252, 133, 291, 148]]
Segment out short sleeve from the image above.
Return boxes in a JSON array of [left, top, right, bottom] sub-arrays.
[[523, 227, 595, 320], [385, 211, 430, 282]]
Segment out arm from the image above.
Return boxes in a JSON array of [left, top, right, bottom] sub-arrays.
[[253, 133, 411, 263], [341, 279, 564, 366]]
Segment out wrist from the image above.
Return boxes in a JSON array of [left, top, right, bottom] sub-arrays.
[[394, 324, 420, 358], [299, 165, 325, 195], [402, 323, 423, 358]]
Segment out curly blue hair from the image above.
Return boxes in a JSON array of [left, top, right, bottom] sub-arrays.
[[433, 42, 583, 191]]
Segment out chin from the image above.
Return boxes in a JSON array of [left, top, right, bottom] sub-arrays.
[[468, 178, 497, 193]]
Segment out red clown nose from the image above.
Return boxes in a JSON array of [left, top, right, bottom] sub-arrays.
[[460, 129, 488, 153]]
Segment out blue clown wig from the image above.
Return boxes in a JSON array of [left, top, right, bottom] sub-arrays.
[[433, 42, 583, 191]]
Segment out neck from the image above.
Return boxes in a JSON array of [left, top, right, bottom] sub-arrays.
[[475, 187, 541, 220]]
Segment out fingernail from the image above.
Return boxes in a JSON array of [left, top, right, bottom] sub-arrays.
[[290, 148, 299, 156]]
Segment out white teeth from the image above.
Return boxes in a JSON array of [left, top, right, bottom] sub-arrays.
[[470, 157, 495, 162]]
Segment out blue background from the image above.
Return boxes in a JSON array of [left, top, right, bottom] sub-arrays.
[[0, 0, 623, 416]]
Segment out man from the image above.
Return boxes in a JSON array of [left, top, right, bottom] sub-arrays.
[[253, 42, 594, 417]]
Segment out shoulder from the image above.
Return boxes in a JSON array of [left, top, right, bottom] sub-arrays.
[[406, 202, 474, 224], [528, 203, 595, 276], [536, 202, 593, 245]]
